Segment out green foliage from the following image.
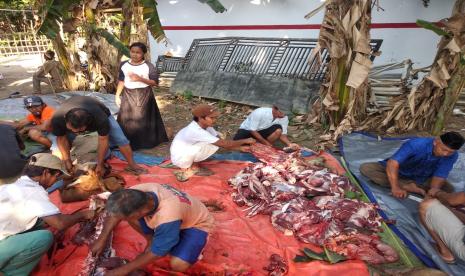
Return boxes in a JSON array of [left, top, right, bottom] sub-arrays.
[[293, 247, 346, 264], [344, 189, 361, 200], [303, 248, 326, 261], [293, 255, 311, 262], [197, 0, 227, 13], [182, 90, 193, 101], [139, 0, 166, 44], [0, 0, 35, 9], [323, 247, 346, 264], [416, 19, 449, 37], [95, 27, 130, 57], [36, 0, 75, 39], [218, 100, 226, 109]]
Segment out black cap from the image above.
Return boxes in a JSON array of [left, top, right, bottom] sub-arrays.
[[440, 131, 465, 150], [23, 96, 44, 107]]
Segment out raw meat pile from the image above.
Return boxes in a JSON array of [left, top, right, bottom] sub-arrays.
[[229, 144, 399, 264]]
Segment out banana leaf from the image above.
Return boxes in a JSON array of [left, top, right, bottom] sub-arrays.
[[95, 27, 130, 57], [35, 0, 76, 39], [416, 19, 449, 37], [197, 0, 227, 13], [293, 255, 311, 263], [323, 247, 346, 264], [340, 157, 423, 268], [303, 248, 326, 261], [138, 0, 166, 44], [138, 0, 226, 44]]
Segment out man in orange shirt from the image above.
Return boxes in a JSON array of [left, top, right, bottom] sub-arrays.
[[14, 96, 54, 148]]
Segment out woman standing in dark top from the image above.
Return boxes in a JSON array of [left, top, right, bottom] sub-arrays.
[[116, 42, 168, 150]]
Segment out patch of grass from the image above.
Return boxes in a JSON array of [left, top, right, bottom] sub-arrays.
[[218, 100, 226, 109], [182, 90, 193, 101]]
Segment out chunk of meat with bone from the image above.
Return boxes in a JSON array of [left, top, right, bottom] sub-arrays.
[[263, 254, 288, 276], [324, 233, 399, 264], [77, 195, 149, 276]]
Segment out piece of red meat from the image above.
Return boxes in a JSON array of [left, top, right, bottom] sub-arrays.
[[249, 143, 288, 165], [263, 254, 288, 276], [324, 233, 399, 264], [295, 221, 330, 244]]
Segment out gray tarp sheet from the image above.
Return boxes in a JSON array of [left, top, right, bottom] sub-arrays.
[[341, 132, 465, 275], [0, 91, 118, 121]]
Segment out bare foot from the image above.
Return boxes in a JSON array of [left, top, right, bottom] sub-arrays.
[[403, 183, 426, 196], [432, 243, 455, 264]]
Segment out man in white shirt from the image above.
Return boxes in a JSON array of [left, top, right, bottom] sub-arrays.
[[233, 105, 299, 149], [170, 104, 255, 182], [0, 153, 95, 276]]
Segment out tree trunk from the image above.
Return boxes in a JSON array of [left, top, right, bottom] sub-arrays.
[[364, 0, 465, 134], [432, 62, 465, 135], [113, 0, 133, 85], [309, 0, 372, 139], [431, 0, 465, 134], [52, 34, 78, 90]]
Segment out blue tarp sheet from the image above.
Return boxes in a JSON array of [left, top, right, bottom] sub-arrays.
[[340, 132, 465, 275]]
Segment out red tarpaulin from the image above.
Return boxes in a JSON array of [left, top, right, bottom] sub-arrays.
[[34, 152, 369, 276]]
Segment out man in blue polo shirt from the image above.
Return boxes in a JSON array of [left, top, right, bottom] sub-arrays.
[[360, 132, 464, 199]]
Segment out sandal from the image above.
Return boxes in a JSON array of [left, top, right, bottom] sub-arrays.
[[124, 166, 148, 175], [173, 170, 191, 182], [159, 162, 178, 169], [195, 167, 214, 176]]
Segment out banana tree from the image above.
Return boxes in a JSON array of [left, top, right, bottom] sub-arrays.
[[34, 0, 226, 92], [305, 0, 374, 139], [364, 0, 465, 135]]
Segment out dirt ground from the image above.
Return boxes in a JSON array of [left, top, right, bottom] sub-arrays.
[[1, 54, 464, 159], [0, 54, 54, 98], [145, 90, 321, 157]]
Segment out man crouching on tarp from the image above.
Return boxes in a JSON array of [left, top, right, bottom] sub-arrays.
[[170, 104, 256, 182], [90, 184, 214, 275], [419, 189, 465, 264], [360, 132, 464, 198]]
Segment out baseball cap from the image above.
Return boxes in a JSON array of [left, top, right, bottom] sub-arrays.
[[192, 104, 220, 118], [29, 153, 70, 176], [24, 96, 44, 107]]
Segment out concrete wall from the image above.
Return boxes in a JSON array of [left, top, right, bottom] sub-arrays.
[[170, 71, 320, 113], [150, 0, 454, 68]]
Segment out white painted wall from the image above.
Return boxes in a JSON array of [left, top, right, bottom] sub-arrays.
[[149, 0, 454, 67]]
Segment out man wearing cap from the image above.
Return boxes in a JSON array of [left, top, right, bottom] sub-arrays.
[[33, 50, 64, 94], [233, 106, 299, 150], [10, 96, 55, 148], [0, 153, 95, 276], [170, 104, 256, 181], [360, 131, 465, 199], [51, 95, 145, 176]]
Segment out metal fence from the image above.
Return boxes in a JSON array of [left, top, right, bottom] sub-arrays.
[[179, 37, 383, 81], [156, 55, 185, 73], [0, 32, 52, 57]]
